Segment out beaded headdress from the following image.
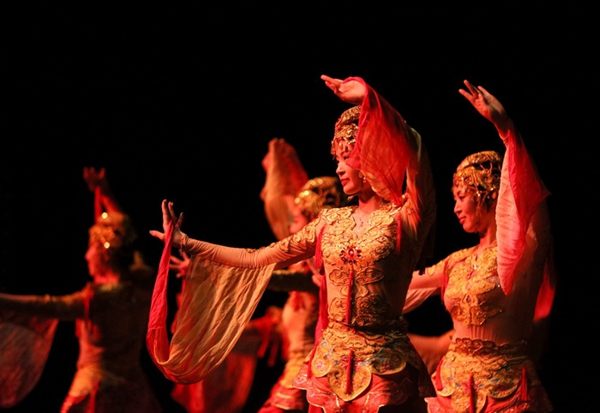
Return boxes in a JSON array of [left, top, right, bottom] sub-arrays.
[[453, 150, 502, 207], [88, 211, 137, 251], [295, 176, 345, 221], [330, 105, 360, 155]]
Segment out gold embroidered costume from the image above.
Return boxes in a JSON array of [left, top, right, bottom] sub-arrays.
[[408, 119, 555, 412]]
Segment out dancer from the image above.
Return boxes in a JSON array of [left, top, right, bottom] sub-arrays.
[[407, 80, 556, 412], [147, 74, 437, 412], [0, 167, 162, 413]]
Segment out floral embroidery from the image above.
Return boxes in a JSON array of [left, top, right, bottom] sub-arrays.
[[444, 246, 504, 325]]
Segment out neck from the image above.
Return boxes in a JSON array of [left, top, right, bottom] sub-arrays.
[[356, 190, 382, 213], [478, 220, 497, 249]]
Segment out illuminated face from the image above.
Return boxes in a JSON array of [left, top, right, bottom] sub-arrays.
[[334, 141, 362, 195], [452, 185, 494, 234]]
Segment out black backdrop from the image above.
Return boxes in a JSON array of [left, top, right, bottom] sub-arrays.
[[2, 3, 594, 412]]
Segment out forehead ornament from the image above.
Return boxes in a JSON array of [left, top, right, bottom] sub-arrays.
[[330, 105, 360, 155], [453, 150, 502, 205]]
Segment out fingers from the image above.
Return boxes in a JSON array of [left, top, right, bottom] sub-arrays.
[[175, 212, 184, 229], [162, 200, 183, 225], [477, 85, 493, 98], [167, 201, 177, 219], [320, 74, 335, 83], [458, 88, 471, 100], [321, 74, 342, 93], [461, 79, 480, 97], [459, 80, 482, 104], [149, 230, 165, 241], [161, 199, 172, 223]]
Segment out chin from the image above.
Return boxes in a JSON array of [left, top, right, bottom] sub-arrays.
[[462, 223, 477, 233], [343, 185, 359, 195]]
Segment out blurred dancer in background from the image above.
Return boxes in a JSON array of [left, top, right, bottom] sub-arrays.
[[0, 167, 162, 413], [258, 137, 346, 412]]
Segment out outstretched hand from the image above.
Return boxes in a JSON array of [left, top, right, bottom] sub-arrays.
[[459, 79, 510, 135], [170, 251, 190, 278], [149, 200, 185, 248], [321, 75, 366, 105]]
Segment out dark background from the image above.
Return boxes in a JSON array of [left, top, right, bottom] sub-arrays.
[[1, 3, 595, 412]]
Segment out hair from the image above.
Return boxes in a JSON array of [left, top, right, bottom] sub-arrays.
[[452, 150, 502, 209]]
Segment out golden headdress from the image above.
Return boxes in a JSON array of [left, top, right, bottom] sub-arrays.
[[453, 150, 502, 207], [330, 105, 360, 155], [88, 211, 137, 251], [295, 176, 346, 221]]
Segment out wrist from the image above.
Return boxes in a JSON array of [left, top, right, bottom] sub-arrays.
[[178, 232, 189, 256]]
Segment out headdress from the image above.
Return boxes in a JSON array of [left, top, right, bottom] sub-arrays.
[[453, 150, 502, 207], [330, 105, 360, 155], [88, 211, 137, 251], [295, 176, 345, 221]]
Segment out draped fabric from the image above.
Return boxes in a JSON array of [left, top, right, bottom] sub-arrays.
[[345, 77, 414, 210], [260, 138, 308, 241], [0, 312, 58, 408], [344, 76, 435, 265], [495, 120, 555, 319], [170, 307, 283, 413], [146, 221, 276, 383]]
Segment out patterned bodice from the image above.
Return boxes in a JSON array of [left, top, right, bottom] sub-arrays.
[[319, 204, 406, 330], [441, 245, 504, 326]]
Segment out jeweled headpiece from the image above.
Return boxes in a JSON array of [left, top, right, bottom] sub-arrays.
[[295, 176, 345, 221], [453, 150, 502, 207], [330, 105, 360, 155], [88, 211, 137, 251]]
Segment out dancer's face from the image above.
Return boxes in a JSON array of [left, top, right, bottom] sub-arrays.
[[334, 142, 362, 195], [452, 185, 494, 233], [85, 242, 109, 278]]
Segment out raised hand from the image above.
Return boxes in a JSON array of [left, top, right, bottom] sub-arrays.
[[83, 167, 107, 192], [321, 75, 366, 105], [149, 200, 185, 248], [458, 79, 510, 135]]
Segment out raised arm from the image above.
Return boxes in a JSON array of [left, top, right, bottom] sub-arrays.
[[459, 80, 554, 317], [83, 167, 123, 219]]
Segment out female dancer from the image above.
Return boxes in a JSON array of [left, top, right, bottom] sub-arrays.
[[407, 80, 556, 412], [147, 74, 437, 412]]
